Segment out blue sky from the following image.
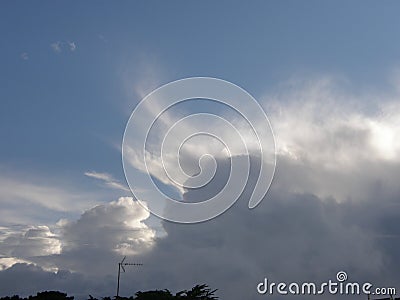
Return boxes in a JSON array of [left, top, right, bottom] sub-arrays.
[[1, 1, 400, 180], [1, 2, 400, 299]]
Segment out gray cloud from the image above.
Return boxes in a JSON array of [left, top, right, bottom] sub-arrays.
[[0, 263, 113, 299], [0, 77, 399, 299], [0, 198, 155, 297], [122, 153, 399, 300], [0, 185, 399, 299], [58, 197, 154, 258], [0, 225, 60, 260], [118, 78, 400, 298]]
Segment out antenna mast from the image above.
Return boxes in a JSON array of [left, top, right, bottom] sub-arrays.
[[116, 256, 143, 298]]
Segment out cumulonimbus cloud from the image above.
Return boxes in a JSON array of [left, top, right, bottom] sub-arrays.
[[0, 75, 399, 299], [125, 76, 400, 207]]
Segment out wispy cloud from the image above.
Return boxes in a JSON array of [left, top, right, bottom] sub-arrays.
[[50, 41, 77, 53], [67, 41, 76, 51], [0, 171, 102, 225], [84, 171, 130, 192], [20, 52, 28, 60], [0, 176, 96, 214], [50, 41, 62, 53], [97, 34, 107, 43]]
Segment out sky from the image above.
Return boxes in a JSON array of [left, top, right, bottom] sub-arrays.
[[1, 1, 400, 299]]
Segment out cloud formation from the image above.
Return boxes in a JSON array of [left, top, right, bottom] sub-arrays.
[[0, 174, 100, 225], [0, 225, 60, 259], [0, 197, 154, 278], [50, 42, 62, 53], [0, 76, 399, 299], [84, 171, 130, 192], [118, 76, 400, 298], [67, 41, 76, 51], [58, 197, 154, 257], [50, 41, 77, 53]]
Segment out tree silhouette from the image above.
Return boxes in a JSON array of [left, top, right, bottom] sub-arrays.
[[29, 291, 73, 300], [134, 290, 174, 300], [1, 284, 218, 300], [0, 291, 73, 300], [176, 285, 218, 300]]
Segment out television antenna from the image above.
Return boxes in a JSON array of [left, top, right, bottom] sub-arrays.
[[116, 256, 143, 298]]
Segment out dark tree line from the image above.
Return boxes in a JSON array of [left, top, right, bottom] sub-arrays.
[[0, 284, 218, 300], [0, 291, 73, 300]]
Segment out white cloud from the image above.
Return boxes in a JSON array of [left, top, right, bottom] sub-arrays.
[[0, 257, 32, 271], [50, 41, 77, 53], [120, 58, 167, 108], [260, 78, 400, 203], [59, 197, 154, 257], [84, 171, 130, 192], [126, 76, 400, 205], [1, 75, 400, 299], [51, 41, 62, 53], [0, 225, 60, 274], [20, 52, 28, 60], [114, 75, 400, 298], [264, 78, 400, 166], [0, 225, 61, 259], [97, 34, 107, 42], [0, 197, 154, 280], [0, 176, 97, 213], [68, 41, 76, 51], [0, 172, 102, 225]]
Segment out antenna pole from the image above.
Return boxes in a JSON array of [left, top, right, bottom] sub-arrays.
[[116, 262, 121, 298], [116, 256, 142, 298]]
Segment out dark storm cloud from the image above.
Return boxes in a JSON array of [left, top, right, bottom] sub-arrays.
[[124, 154, 400, 300], [1, 79, 399, 299], [0, 263, 114, 299], [0, 154, 399, 299]]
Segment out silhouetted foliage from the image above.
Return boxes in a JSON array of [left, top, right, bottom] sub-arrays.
[[134, 289, 174, 300], [176, 285, 218, 300], [1, 285, 218, 300], [0, 291, 73, 300], [0, 296, 21, 300]]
